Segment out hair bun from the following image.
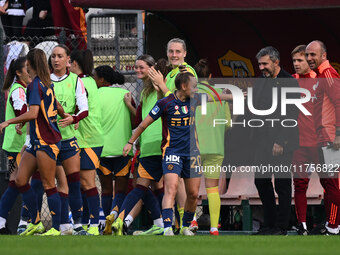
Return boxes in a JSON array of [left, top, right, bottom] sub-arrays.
[[198, 59, 208, 66], [178, 65, 187, 73]]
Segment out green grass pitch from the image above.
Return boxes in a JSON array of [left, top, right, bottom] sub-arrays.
[[0, 235, 339, 255]]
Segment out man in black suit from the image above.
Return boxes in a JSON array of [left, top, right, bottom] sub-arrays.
[[252, 46, 300, 235]]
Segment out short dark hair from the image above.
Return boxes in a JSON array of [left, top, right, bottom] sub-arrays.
[[94, 65, 125, 85], [291, 45, 306, 57], [256, 46, 280, 62]]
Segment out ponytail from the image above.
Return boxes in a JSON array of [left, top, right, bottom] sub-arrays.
[[3, 57, 27, 91], [70, 49, 94, 76], [27, 48, 51, 87]]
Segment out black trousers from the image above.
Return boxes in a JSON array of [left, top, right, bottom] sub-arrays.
[[254, 146, 293, 230], [1, 15, 24, 38]]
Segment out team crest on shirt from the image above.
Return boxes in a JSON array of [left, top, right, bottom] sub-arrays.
[[168, 164, 174, 170], [181, 106, 188, 114], [174, 105, 180, 115]]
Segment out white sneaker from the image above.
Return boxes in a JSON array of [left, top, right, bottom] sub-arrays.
[[60, 224, 73, 235], [180, 227, 195, 236], [163, 227, 174, 236]]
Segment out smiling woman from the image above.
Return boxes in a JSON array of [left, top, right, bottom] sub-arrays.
[[165, 38, 197, 92]]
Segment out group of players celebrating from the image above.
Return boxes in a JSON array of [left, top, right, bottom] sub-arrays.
[[0, 37, 339, 237]]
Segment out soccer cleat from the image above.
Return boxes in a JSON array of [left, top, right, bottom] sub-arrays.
[[82, 225, 89, 231], [163, 227, 174, 236], [309, 222, 327, 235], [41, 228, 61, 236], [73, 226, 93, 235], [189, 220, 199, 233], [20, 222, 45, 236], [17, 225, 27, 235], [296, 223, 309, 236], [137, 225, 164, 235], [180, 226, 195, 236], [103, 214, 115, 235], [112, 218, 123, 236], [209, 230, 219, 236], [87, 226, 100, 236]]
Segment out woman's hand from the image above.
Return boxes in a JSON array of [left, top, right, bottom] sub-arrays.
[[148, 67, 169, 95], [148, 67, 164, 89], [122, 143, 132, 156], [39, 10, 48, 20], [58, 113, 73, 128], [124, 92, 133, 106], [0, 121, 9, 134], [15, 123, 23, 135]]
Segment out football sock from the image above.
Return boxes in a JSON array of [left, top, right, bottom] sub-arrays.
[[162, 208, 173, 229], [81, 189, 89, 225], [31, 172, 44, 212], [178, 206, 184, 229], [206, 186, 220, 229], [19, 184, 39, 224], [46, 188, 61, 230], [67, 172, 83, 225], [86, 187, 100, 225], [101, 192, 112, 217], [59, 192, 69, 224], [182, 211, 195, 227], [0, 181, 19, 220], [144, 189, 162, 221], [118, 185, 147, 220]]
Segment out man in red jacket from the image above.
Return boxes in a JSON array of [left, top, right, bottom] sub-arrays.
[[306, 40, 340, 235], [291, 45, 318, 235]]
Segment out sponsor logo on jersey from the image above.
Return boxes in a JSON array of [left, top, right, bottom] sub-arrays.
[[174, 105, 180, 115], [165, 155, 180, 164], [181, 106, 188, 114], [151, 105, 160, 115]]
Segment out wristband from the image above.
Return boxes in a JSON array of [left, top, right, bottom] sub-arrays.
[[336, 130, 340, 136], [128, 141, 133, 145], [165, 91, 172, 97]]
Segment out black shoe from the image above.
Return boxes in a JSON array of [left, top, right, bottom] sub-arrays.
[[310, 222, 327, 235], [296, 223, 309, 236], [0, 225, 11, 235]]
